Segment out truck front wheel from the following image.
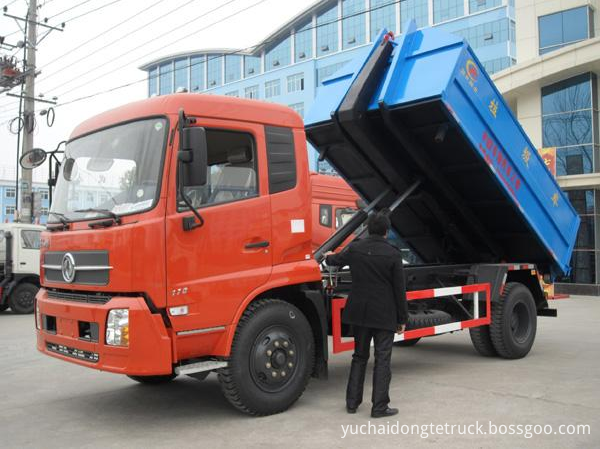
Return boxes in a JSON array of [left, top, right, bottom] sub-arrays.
[[219, 299, 314, 416], [490, 282, 537, 359], [9, 282, 38, 314]]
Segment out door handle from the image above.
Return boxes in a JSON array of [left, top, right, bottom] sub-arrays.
[[245, 240, 270, 249]]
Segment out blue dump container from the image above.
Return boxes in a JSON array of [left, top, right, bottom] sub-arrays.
[[305, 22, 579, 279]]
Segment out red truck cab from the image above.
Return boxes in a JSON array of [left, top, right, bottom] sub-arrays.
[[36, 95, 326, 411], [309, 172, 359, 251]]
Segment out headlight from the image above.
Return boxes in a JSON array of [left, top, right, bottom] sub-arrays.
[[35, 301, 41, 330], [106, 309, 129, 347]]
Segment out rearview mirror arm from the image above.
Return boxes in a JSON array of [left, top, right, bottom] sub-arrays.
[[177, 109, 204, 231]]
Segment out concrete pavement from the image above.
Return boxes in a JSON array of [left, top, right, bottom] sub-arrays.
[[0, 297, 598, 448]]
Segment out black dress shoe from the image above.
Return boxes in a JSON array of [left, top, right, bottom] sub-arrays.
[[371, 407, 398, 418], [346, 406, 357, 414]]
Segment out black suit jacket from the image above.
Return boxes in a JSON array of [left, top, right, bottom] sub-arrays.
[[326, 235, 408, 332]]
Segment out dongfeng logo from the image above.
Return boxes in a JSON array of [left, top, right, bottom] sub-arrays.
[[61, 253, 76, 283]]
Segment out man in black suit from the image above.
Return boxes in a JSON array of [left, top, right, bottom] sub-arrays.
[[326, 211, 408, 418]]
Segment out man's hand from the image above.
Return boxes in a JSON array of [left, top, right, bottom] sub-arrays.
[[397, 324, 406, 335]]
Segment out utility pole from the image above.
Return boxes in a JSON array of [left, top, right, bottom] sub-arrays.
[[19, 0, 37, 223], [2, 1, 62, 223]]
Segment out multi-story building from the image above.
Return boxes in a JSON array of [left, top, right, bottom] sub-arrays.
[[139, 0, 516, 172], [492, 0, 599, 294], [0, 167, 50, 224]]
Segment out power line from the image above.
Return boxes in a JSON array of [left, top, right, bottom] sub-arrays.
[[42, 0, 243, 95], [2, 0, 121, 39], [36, 0, 169, 73], [7, 0, 403, 114], [36, 0, 196, 85], [54, 0, 124, 24], [55, 0, 401, 104], [45, 0, 95, 20]]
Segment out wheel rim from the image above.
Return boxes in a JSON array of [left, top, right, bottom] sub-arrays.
[[249, 325, 300, 393], [17, 290, 34, 309], [510, 302, 531, 343]]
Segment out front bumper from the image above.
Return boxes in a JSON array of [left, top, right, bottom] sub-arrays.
[[36, 289, 173, 376]]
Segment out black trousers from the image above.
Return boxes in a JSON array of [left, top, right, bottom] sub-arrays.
[[346, 325, 395, 413]]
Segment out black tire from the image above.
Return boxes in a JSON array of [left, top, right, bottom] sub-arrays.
[[127, 373, 177, 384], [218, 299, 314, 416], [9, 282, 38, 314], [394, 338, 421, 347], [406, 309, 452, 329], [394, 310, 451, 347], [469, 325, 497, 357], [490, 282, 537, 359], [0, 303, 9, 312]]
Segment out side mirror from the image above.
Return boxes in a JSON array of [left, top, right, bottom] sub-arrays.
[[178, 127, 208, 186], [19, 148, 47, 169]]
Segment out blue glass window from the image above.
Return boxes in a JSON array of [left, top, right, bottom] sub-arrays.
[[148, 66, 158, 96], [190, 55, 205, 92], [245, 85, 259, 99], [433, 0, 464, 23], [482, 56, 515, 74], [342, 0, 366, 49], [266, 36, 291, 71], [317, 4, 339, 56], [539, 7, 590, 55], [469, 0, 500, 14], [159, 62, 172, 95], [225, 55, 241, 83], [174, 58, 189, 92], [401, 0, 428, 30], [244, 55, 261, 77], [294, 20, 313, 62], [453, 19, 511, 49], [287, 73, 304, 93], [207, 54, 222, 88], [265, 79, 281, 98], [316, 60, 350, 85], [542, 73, 595, 176], [370, 0, 396, 40]]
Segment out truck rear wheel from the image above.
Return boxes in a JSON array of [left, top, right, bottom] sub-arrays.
[[490, 282, 537, 359], [9, 282, 38, 314], [127, 374, 177, 384], [218, 299, 314, 416], [469, 325, 497, 357]]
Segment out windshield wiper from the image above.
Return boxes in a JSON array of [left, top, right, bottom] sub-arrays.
[[47, 212, 70, 231], [75, 208, 122, 228]]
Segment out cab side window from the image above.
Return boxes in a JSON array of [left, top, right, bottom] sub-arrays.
[[182, 129, 258, 209], [21, 230, 41, 249], [319, 204, 332, 227]]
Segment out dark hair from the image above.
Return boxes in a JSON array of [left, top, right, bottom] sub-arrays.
[[367, 210, 391, 236]]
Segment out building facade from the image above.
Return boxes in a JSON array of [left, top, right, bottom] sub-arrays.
[[492, 0, 600, 294], [0, 178, 50, 224], [140, 0, 516, 172]]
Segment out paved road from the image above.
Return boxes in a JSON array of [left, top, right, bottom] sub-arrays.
[[0, 297, 598, 448]]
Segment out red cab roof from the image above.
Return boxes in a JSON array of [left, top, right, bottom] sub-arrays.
[[70, 94, 305, 140]]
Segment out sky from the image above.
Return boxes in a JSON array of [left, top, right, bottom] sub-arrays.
[[0, 0, 317, 182]]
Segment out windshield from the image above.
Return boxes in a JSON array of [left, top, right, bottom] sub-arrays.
[[50, 118, 167, 222]]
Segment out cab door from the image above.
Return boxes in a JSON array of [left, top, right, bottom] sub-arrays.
[[165, 120, 272, 332]]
